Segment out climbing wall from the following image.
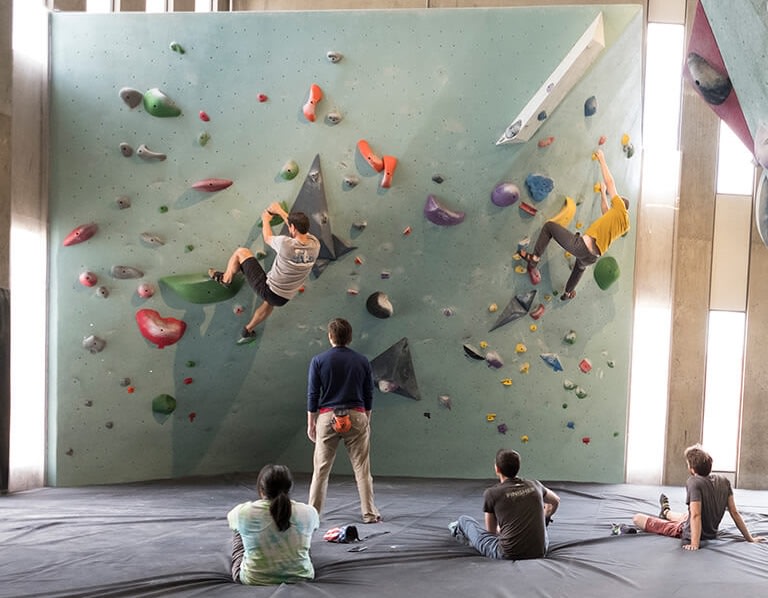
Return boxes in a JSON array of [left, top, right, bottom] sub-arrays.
[[48, 6, 642, 486]]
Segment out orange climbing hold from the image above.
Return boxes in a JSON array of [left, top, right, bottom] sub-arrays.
[[303, 83, 323, 122], [538, 136, 555, 148], [380, 155, 398, 188], [357, 139, 384, 172]]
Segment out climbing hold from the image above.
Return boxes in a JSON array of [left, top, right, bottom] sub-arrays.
[[189, 412, 197, 423], [137, 283, 155, 298], [402, 226, 412, 236], [485, 351, 503, 369], [621, 133, 630, 146], [463, 344, 485, 360], [564, 330, 577, 344], [280, 160, 300, 180], [519, 362, 529, 374], [584, 95, 598, 117], [326, 50, 343, 63], [515, 343, 527, 354], [343, 175, 360, 189], [255, 93, 268, 103], [537, 111, 547, 121], [607, 359, 615, 368], [563, 379, 576, 390], [582, 437, 591, 445], [593, 256, 620, 289], [378, 379, 399, 393], [354, 256, 364, 265], [530, 304, 545, 320], [380, 270, 390, 279], [488, 303, 498, 313], [529, 324, 537, 332], [370, 337, 421, 400], [598, 135, 607, 145], [79, 271, 98, 287], [169, 41, 185, 54], [183, 377, 193, 385], [357, 139, 384, 172], [185, 360, 196, 367], [567, 421, 575, 429], [488, 289, 538, 332], [63, 222, 98, 246], [686, 52, 732, 105], [326, 111, 343, 125], [442, 307, 454, 317], [116, 195, 131, 209], [257, 201, 289, 227], [520, 435, 529, 443], [119, 87, 143, 109], [624, 143, 635, 158], [500, 378, 512, 386], [432, 174, 444, 184], [160, 272, 245, 304], [233, 304, 244, 315], [525, 174, 554, 202], [198, 131, 211, 146], [380, 155, 398, 189], [111, 265, 144, 279], [540, 353, 563, 372], [594, 182, 602, 193], [438, 395, 452, 409], [487, 413, 497, 422], [191, 178, 233, 192], [424, 194, 465, 226], [135, 308, 186, 349], [538, 136, 555, 148], [95, 286, 109, 299], [136, 144, 167, 161], [575, 387, 588, 399], [198, 110, 210, 122], [140, 232, 165, 247], [152, 393, 177, 415], [366, 291, 394, 319], [579, 358, 592, 373], [83, 334, 106, 353], [119, 142, 133, 157], [519, 202, 537, 216], [303, 83, 323, 122], [142, 88, 181, 117], [491, 182, 520, 207], [497, 423, 509, 434], [479, 341, 488, 349], [105, 421, 114, 429], [158, 205, 168, 214]]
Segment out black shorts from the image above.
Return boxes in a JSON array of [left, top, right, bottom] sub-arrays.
[[241, 257, 289, 307]]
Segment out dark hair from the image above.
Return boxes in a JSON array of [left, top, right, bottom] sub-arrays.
[[257, 464, 293, 531], [288, 211, 310, 234], [684, 444, 713, 476], [328, 318, 353, 346], [495, 448, 521, 478]]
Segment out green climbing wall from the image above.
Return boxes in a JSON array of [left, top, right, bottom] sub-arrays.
[[48, 6, 642, 486]]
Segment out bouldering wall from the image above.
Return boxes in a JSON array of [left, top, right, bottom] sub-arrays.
[[48, 6, 642, 486]]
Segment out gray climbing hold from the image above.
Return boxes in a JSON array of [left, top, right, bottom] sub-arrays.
[[326, 51, 343, 63], [326, 111, 343, 125], [116, 195, 131, 209], [584, 95, 598, 117], [343, 175, 360, 189], [119, 143, 133, 157], [111, 265, 144, 279], [83, 335, 106, 353], [366, 291, 394, 318], [137, 144, 167, 161], [95, 286, 109, 298], [119, 87, 143, 109], [140, 232, 165, 247], [686, 52, 732, 105]]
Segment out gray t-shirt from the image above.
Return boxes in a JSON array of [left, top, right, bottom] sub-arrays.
[[483, 478, 548, 559], [682, 473, 733, 541], [266, 234, 320, 300]]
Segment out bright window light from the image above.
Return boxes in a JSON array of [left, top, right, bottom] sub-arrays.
[[85, 0, 113, 12], [701, 310, 745, 472], [146, 0, 167, 13], [642, 23, 684, 150], [717, 120, 755, 195], [195, 0, 211, 11]]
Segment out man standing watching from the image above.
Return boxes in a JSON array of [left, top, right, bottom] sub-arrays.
[[307, 318, 381, 524]]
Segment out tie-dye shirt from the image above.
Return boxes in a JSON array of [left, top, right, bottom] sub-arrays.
[[227, 499, 319, 585]]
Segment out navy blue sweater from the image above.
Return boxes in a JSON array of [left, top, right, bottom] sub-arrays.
[[307, 346, 374, 412]]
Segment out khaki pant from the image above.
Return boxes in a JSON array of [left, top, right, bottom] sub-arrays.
[[309, 410, 380, 523]]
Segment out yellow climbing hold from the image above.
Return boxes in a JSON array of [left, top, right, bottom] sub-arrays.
[[621, 133, 630, 146], [594, 182, 601, 193], [515, 343, 527, 354], [515, 265, 527, 274], [479, 341, 488, 349], [500, 378, 513, 386], [529, 324, 537, 332], [521, 435, 529, 443], [519, 362, 530, 373], [488, 303, 498, 313], [487, 413, 497, 422], [575, 221, 583, 229]]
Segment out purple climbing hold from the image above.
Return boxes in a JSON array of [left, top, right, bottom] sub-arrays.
[[424, 194, 465, 226], [485, 350, 504, 369], [491, 182, 520, 207]]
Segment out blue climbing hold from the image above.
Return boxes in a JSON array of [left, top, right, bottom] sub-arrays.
[[525, 174, 554, 202]]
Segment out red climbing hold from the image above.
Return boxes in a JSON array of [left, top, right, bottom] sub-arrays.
[[135, 308, 187, 349]]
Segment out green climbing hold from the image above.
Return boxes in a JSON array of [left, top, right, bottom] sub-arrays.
[[185, 244, 194, 253], [186, 360, 196, 367], [143, 88, 181, 117], [564, 330, 577, 345], [198, 131, 210, 146], [152, 393, 177, 415], [257, 200, 290, 227], [593, 256, 620, 290], [280, 160, 299, 180], [159, 205, 168, 213], [169, 41, 185, 54], [160, 272, 245, 304]]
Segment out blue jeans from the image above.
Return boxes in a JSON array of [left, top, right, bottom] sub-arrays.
[[456, 515, 503, 559]]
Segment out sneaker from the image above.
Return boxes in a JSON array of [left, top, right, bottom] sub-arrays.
[[449, 521, 469, 546], [236, 327, 257, 345], [611, 523, 638, 535], [659, 493, 670, 519]]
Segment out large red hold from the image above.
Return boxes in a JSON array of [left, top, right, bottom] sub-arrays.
[[63, 222, 98, 246], [136, 309, 186, 349]]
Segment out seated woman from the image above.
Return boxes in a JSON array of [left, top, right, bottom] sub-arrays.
[[227, 464, 319, 585]]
